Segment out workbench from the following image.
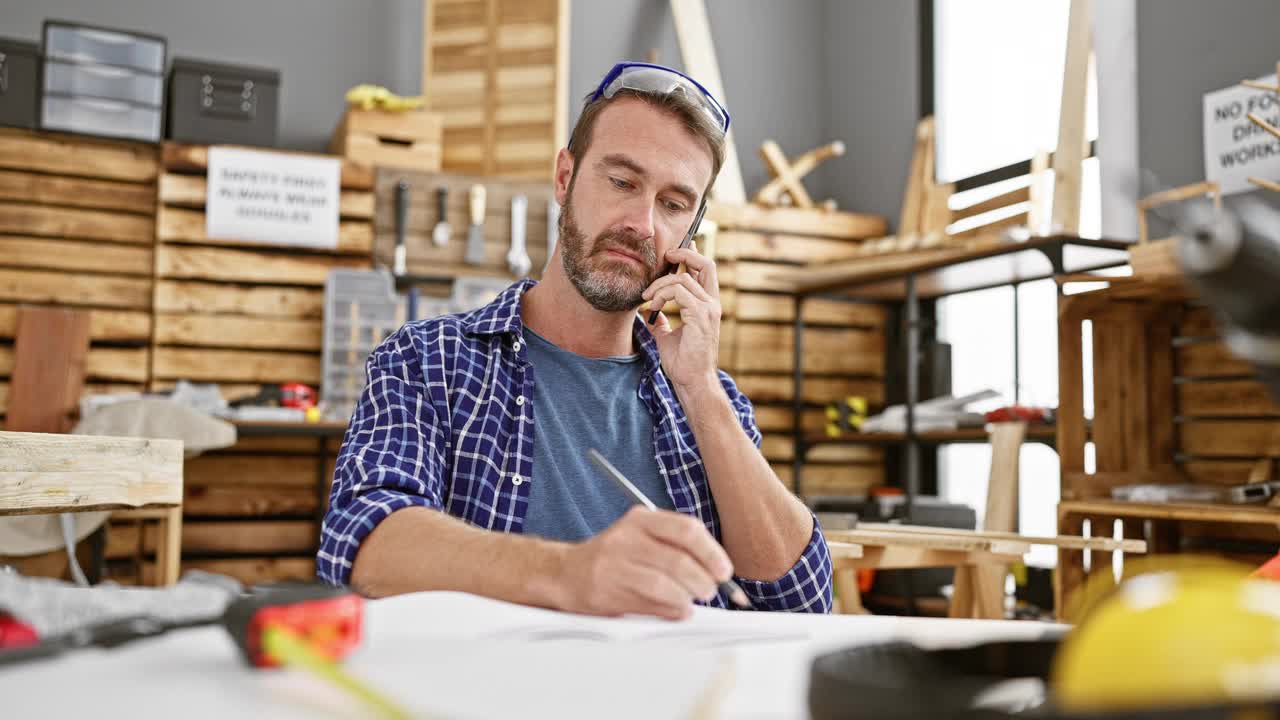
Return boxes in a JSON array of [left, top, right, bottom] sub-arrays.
[[0, 590, 1063, 719]]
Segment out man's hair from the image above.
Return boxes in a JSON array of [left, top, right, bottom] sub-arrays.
[[566, 88, 725, 197]]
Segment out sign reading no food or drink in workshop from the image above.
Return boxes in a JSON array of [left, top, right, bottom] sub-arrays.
[[206, 146, 341, 249], [1203, 74, 1280, 196]]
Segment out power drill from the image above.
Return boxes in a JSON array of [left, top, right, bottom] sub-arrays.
[[1175, 195, 1280, 399]]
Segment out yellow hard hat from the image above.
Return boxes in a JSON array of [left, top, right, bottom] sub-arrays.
[[1053, 560, 1280, 713]]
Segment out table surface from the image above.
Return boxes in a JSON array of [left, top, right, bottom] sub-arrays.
[[0, 591, 1063, 719]]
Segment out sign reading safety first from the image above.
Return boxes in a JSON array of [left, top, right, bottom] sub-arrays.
[[1203, 74, 1280, 196], [206, 147, 341, 249]]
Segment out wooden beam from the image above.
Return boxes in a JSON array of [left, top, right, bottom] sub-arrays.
[[0, 306, 151, 342], [757, 140, 814, 208], [736, 373, 885, 406], [158, 173, 374, 219], [0, 431, 183, 514], [715, 232, 862, 264], [670, 0, 746, 203], [0, 128, 158, 183], [155, 315, 322, 352], [1050, 0, 1091, 234], [156, 205, 373, 255], [733, 293, 885, 327], [0, 169, 156, 215], [152, 347, 321, 384], [183, 485, 317, 517], [707, 202, 887, 239], [732, 323, 883, 376], [6, 307, 90, 433], [153, 280, 323, 319], [173, 520, 317, 554], [154, 245, 368, 286], [0, 201, 154, 245], [855, 523, 1146, 553], [0, 235, 153, 276]]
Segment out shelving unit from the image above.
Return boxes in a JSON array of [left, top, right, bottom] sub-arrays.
[[770, 235, 1131, 509]]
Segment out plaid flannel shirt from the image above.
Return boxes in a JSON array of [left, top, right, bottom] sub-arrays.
[[318, 279, 832, 612]]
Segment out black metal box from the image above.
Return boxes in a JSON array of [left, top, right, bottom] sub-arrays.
[[167, 57, 280, 147], [0, 38, 39, 129]]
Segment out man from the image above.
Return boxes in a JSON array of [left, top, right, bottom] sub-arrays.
[[318, 62, 832, 618]]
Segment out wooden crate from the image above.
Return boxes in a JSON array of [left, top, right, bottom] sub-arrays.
[[104, 434, 338, 586], [1056, 278, 1280, 618], [329, 108, 443, 172], [373, 167, 554, 281], [0, 129, 160, 416], [704, 201, 890, 499], [423, 0, 570, 179], [149, 143, 375, 399]]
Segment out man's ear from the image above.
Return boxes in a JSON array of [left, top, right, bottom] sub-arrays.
[[553, 147, 575, 205]]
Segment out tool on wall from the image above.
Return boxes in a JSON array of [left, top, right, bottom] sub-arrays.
[[393, 180, 409, 276], [544, 198, 560, 274], [432, 186, 450, 247], [507, 194, 532, 277], [464, 183, 487, 266]]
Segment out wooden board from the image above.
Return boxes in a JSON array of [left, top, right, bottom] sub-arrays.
[[0, 169, 156, 215], [752, 406, 827, 434], [153, 280, 324, 319], [174, 520, 317, 554], [158, 173, 374, 219], [731, 323, 883, 376], [160, 142, 373, 190], [152, 347, 321, 384], [0, 128, 158, 183], [183, 485, 317, 517], [0, 306, 151, 342], [1050, 0, 1091, 235], [6, 307, 90, 433], [0, 201, 154, 245], [330, 108, 444, 173], [0, 431, 182, 513], [736, 374, 885, 406], [0, 269, 152, 309], [1176, 340, 1254, 378], [157, 205, 373, 255], [185, 455, 321, 488], [1059, 498, 1280, 526], [0, 345, 148, 383], [154, 245, 369, 286], [1177, 380, 1280, 418], [143, 557, 316, 586], [707, 202, 888, 240], [772, 462, 883, 496], [733, 293, 885, 327], [855, 522, 1146, 553], [154, 315, 321, 352], [759, 433, 882, 463], [1177, 307, 1218, 337], [1179, 420, 1280, 457], [716, 231, 866, 264], [0, 235, 153, 276]]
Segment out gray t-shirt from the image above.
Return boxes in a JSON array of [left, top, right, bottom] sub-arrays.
[[520, 327, 675, 542]]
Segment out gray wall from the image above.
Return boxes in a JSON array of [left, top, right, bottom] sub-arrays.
[[822, 0, 919, 226], [0, 0, 908, 221], [1137, 0, 1280, 189]]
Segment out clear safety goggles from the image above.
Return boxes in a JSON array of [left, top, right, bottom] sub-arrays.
[[590, 62, 731, 135]]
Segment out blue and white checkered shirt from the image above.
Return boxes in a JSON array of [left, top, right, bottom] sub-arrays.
[[318, 279, 833, 612]]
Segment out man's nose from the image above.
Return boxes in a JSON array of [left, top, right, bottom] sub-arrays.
[[618, 195, 657, 239]]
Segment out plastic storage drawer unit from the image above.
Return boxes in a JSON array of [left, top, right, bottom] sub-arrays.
[[167, 57, 280, 147], [43, 21, 165, 73], [0, 37, 39, 129], [41, 95, 162, 142], [44, 58, 164, 106]]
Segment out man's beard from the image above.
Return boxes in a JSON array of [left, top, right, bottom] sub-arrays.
[[558, 198, 658, 312]]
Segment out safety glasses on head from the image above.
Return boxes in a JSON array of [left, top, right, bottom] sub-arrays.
[[590, 62, 731, 135]]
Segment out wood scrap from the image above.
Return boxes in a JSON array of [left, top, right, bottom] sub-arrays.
[[753, 140, 845, 209]]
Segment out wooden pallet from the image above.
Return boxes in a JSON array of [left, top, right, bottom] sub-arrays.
[[0, 129, 160, 417], [329, 108, 443, 172], [423, 0, 570, 179], [149, 143, 374, 397]]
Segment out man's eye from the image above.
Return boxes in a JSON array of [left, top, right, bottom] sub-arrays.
[[610, 177, 632, 191], [663, 200, 686, 213]]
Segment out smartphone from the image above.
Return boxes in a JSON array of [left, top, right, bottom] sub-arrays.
[[646, 198, 708, 324]]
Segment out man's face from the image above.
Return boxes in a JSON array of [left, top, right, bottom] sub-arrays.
[[555, 98, 715, 312]]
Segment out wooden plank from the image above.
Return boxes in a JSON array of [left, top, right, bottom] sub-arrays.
[[154, 280, 323, 319], [759, 434, 882, 463], [186, 455, 319, 488], [1177, 380, 1280, 417], [737, 374, 884, 406], [0, 431, 183, 513], [1121, 306, 1152, 471], [856, 523, 1146, 553], [826, 528, 1030, 556], [7, 307, 90, 433], [83, 347, 150, 383], [218, 435, 332, 454], [1183, 460, 1271, 486], [154, 315, 322, 352], [1179, 420, 1280, 457], [732, 323, 883, 376], [897, 117, 931, 235], [733, 293, 886, 327], [1051, 0, 1091, 234], [155, 245, 369, 286], [670, 0, 745, 203], [0, 235, 153, 276], [1058, 297, 1087, 476], [105, 521, 142, 560], [949, 186, 1031, 223], [1091, 309, 1126, 472], [753, 406, 827, 434], [146, 557, 317, 586], [183, 485, 317, 517], [152, 348, 321, 384], [1147, 313, 1177, 468], [173, 521, 317, 553], [0, 128, 158, 182], [157, 205, 373, 255], [160, 142, 373, 190], [707, 202, 888, 240], [1177, 307, 1218, 337], [0, 201, 154, 245], [1059, 498, 1280, 525], [727, 261, 813, 292], [0, 306, 150, 342], [158, 173, 375, 219], [1176, 340, 1254, 378], [773, 463, 883, 496], [0, 169, 156, 215]]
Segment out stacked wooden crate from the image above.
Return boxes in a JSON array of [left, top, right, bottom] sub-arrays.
[[133, 143, 374, 585], [423, 0, 569, 179], [706, 202, 890, 498], [0, 129, 158, 421]]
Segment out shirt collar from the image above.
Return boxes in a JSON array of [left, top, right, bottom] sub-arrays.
[[461, 278, 664, 375]]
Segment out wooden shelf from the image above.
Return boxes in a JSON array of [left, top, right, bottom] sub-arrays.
[[807, 425, 1057, 447], [1059, 498, 1280, 525]]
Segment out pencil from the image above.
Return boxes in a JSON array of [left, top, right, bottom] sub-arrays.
[[587, 448, 751, 609]]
